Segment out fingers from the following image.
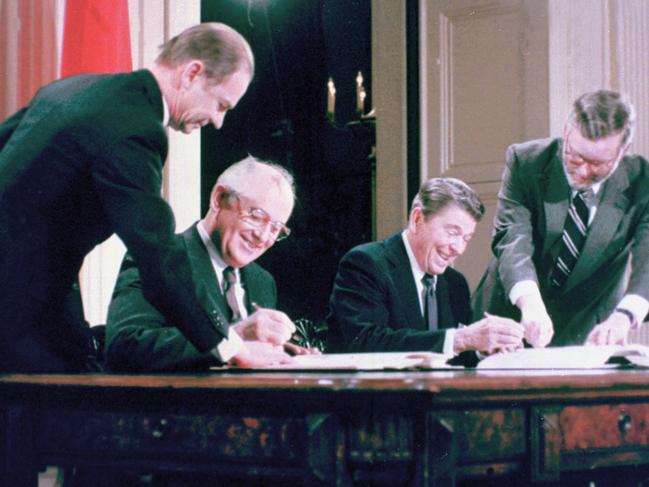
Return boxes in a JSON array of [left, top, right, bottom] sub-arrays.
[[523, 320, 554, 348], [283, 343, 322, 356], [457, 317, 525, 354], [586, 325, 628, 346], [230, 342, 292, 368], [233, 308, 296, 345]]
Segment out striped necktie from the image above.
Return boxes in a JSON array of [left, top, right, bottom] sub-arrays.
[[550, 190, 592, 288]]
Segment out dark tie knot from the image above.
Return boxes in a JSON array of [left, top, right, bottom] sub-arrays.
[[422, 274, 435, 290], [224, 266, 237, 287], [577, 188, 595, 208]]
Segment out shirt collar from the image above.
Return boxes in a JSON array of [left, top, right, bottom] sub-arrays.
[[401, 230, 435, 286], [161, 94, 170, 127], [197, 220, 230, 274]]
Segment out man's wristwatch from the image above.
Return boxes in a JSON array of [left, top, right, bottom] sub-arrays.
[[614, 308, 639, 329]]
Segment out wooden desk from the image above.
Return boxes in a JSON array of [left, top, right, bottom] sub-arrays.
[[2, 369, 649, 486]]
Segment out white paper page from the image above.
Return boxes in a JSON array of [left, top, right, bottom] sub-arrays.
[[218, 352, 452, 371], [477, 346, 612, 369], [476, 345, 645, 369]]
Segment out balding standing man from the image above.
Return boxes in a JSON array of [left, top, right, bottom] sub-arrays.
[[0, 23, 284, 372]]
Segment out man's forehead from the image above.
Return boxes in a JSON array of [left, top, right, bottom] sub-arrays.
[[237, 181, 293, 215]]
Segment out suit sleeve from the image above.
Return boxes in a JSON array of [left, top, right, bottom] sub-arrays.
[[0, 108, 27, 151], [93, 133, 225, 355], [624, 167, 649, 301], [491, 144, 541, 296], [105, 253, 218, 372], [327, 248, 447, 353]]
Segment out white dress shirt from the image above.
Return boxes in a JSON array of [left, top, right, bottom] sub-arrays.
[[401, 232, 455, 355]]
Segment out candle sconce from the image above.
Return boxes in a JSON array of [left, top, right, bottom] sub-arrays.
[[327, 71, 375, 129]]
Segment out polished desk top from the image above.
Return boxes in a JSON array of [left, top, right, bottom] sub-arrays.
[[1, 368, 648, 404], [2, 369, 649, 485]]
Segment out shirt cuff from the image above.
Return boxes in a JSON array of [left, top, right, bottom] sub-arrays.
[[210, 327, 244, 363], [442, 329, 455, 356], [616, 294, 649, 329], [509, 280, 542, 306]]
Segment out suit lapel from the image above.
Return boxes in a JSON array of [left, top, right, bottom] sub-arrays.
[[541, 147, 572, 257], [435, 274, 454, 329], [182, 225, 230, 322], [240, 265, 271, 313], [383, 234, 426, 330], [565, 166, 630, 292]]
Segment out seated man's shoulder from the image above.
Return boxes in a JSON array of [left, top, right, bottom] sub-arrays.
[[242, 261, 275, 282], [443, 266, 469, 287]]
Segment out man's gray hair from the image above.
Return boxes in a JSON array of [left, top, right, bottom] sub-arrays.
[[216, 155, 295, 203], [411, 177, 484, 221], [568, 90, 635, 145], [156, 23, 254, 83]]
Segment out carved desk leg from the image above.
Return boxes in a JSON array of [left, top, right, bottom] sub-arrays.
[[0, 407, 38, 487], [428, 414, 458, 487], [306, 413, 351, 487], [531, 407, 561, 483]]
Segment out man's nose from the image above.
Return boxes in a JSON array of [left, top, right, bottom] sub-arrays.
[[252, 224, 275, 244], [449, 238, 466, 256], [579, 163, 595, 178]]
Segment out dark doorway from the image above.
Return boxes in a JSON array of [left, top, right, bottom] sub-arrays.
[[201, 0, 374, 323]]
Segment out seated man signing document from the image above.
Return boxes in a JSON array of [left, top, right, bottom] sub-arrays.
[[105, 157, 304, 372], [327, 177, 524, 357]]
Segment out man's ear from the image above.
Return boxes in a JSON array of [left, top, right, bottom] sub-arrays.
[[179, 60, 204, 89], [408, 207, 422, 233], [210, 184, 228, 213]]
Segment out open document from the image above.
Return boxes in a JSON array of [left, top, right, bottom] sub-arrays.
[[219, 352, 453, 371], [476, 344, 649, 369]]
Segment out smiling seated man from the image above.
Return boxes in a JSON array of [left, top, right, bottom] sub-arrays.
[[326, 177, 524, 360], [105, 156, 304, 372]]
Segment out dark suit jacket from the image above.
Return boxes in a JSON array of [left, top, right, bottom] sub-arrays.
[[326, 232, 472, 353], [472, 137, 649, 345], [0, 70, 225, 372], [105, 224, 277, 372]]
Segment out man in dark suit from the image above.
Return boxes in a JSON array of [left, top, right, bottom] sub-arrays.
[[105, 157, 304, 372], [0, 23, 279, 372], [472, 90, 649, 347], [327, 178, 524, 356]]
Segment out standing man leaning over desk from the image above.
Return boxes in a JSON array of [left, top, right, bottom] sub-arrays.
[[473, 90, 649, 347], [105, 157, 300, 372], [0, 23, 286, 372], [327, 178, 524, 357]]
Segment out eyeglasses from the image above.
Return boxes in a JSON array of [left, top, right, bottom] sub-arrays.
[[227, 190, 291, 242], [563, 137, 622, 172]]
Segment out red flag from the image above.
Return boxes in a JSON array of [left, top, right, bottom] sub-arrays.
[[61, 0, 132, 77]]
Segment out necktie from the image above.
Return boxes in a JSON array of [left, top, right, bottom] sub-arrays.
[[422, 274, 438, 331], [223, 266, 242, 322], [550, 189, 593, 288]]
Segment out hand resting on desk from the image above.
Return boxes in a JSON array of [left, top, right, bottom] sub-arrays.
[[229, 341, 293, 368], [586, 312, 632, 346]]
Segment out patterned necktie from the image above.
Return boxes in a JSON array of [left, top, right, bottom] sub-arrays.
[[422, 274, 438, 331], [223, 266, 242, 322], [550, 189, 593, 288]]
